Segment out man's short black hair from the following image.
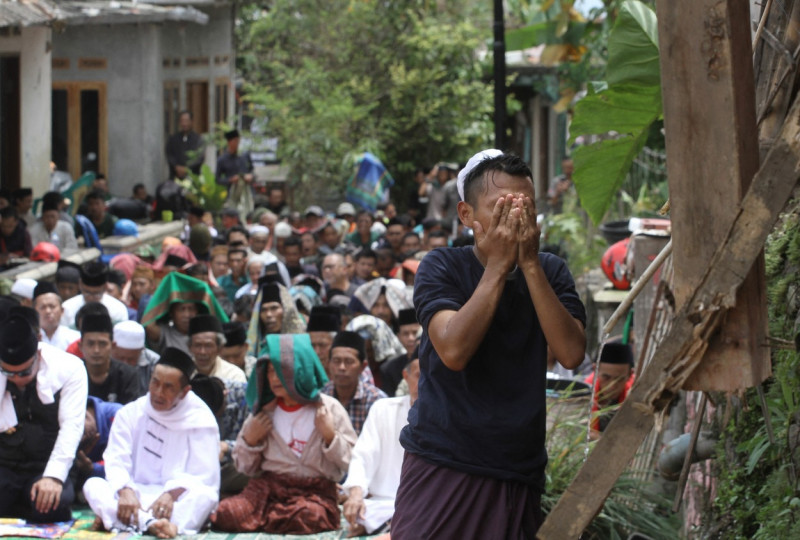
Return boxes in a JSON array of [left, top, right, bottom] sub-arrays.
[[75, 302, 110, 331], [283, 236, 302, 250], [385, 218, 403, 229], [355, 248, 377, 262], [463, 153, 533, 206], [85, 189, 105, 203], [403, 232, 420, 242], [179, 110, 192, 119], [226, 225, 250, 242], [133, 183, 145, 193], [0, 206, 18, 220], [428, 229, 448, 240], [355, 210, 373, 221]]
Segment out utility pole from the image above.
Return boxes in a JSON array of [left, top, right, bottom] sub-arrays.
[[493, 0, 506, 150]]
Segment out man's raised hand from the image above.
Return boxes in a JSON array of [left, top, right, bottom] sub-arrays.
[[473, 194, 521, 273], [517, 195, 541, 269]]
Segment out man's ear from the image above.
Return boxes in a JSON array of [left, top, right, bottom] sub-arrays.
[[457, 200, 473, 228]]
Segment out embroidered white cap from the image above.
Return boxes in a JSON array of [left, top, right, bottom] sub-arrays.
[[249, 224, 270, 237], [456, 149, 504, 202], [113, 320, 146, 350]]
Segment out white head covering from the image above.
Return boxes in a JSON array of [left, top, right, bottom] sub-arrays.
[[457, 149, 504, 202], [249, 224, 270, 237], [10, 278, 37, 300], [113, 320, 146, 350], [274, 222, 293, 239]]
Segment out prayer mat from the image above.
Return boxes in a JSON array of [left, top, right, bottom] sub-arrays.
[[0, 519, 74, 539]]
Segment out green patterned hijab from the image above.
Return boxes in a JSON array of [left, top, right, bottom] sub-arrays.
[[246, 333, 329, 412]]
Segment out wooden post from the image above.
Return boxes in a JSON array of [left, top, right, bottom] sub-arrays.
[[658, 0, 769, 391], [537, 89, 800, 538]]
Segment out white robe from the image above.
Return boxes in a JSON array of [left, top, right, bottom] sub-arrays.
[[40, 325, 81, 350], [342, 395, 410, 532], [83, 392, 220, 534]]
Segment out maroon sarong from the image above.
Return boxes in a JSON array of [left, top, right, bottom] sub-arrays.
[[213, 471, 340, 534], [392, 452, 543, 540]]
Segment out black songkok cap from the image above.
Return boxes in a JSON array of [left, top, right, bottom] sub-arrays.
[[224, 129, 240, 141], [306, 305, 341, 332], [189, 314, 223, 336], [189, 206, 205, 218], [56, 260, 81, 284], [0, 315, 38, 366], [80, 260, 109, 287], [157, 347, 196, 381], [259, 282, 281, 305], [222, 321, 247, 346], [33, 282, 59, 300], [599, 341, 634, 367], [0, 295, 21, 323], [9, 306, 39, 331], [81, 313, 113, 336], [331, 331, 366, 361], [191, 374, 225, 415], [397, 308, 418, 327], [164, 254, 189, 268]]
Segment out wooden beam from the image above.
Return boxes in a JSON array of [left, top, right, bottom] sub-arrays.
[[537, 88, 800, 539], [657, 0, 768, 392]]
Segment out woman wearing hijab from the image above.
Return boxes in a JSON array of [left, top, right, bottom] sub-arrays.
[[212, 334, 356, 534]]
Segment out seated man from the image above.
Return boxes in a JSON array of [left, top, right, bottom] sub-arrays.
[[584, 340, 636, 436], [212, 334, 356, 535], [72, 396, 123, 490], [188, 315, 247, 384], [61, 261, 130, 329], [0, 315, 88, 522], [343, 353, 420, 536], [83, 348, 220, 538], [220, 321, 256, 378], [321, 331, 387, 434], [80, 314, 140, 404], [112, 321, 160, 397], [34, 281, 80, 350]]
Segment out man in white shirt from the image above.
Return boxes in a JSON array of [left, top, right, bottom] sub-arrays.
[[33, 282, 80, 349], [0, 315, 88, 522], [187, 315, 247, 384], [28, 199, 78, 252], [61, 261, 130, 329], [83, 348, 220, 538], [342, 353, 420, 535]]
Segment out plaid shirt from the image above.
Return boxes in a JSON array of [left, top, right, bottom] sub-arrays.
[[321, 379, 387, 435]]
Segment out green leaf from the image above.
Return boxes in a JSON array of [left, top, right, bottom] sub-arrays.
[[746, 438, 771, 475], [570, 83, 662, 140], [572, 131, 649, 225], [607, 0, 660, 87]]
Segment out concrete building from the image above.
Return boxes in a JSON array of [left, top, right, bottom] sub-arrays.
[[0, 0, 235, 198]]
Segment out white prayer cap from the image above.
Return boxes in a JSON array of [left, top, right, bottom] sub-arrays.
[[249, 224, 270, 237], [10, 278, 37, 300], [114, 320, 145, 350], [274, 222, 293, 239], [457, 149, 504, 202], [371, 221, 387, 235]]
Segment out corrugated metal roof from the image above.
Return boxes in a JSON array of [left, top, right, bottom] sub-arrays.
[[0, 0, 61, 28], [0, 0, 210, 28]]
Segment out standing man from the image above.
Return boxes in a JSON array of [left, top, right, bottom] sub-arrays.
[[165, 111, 204, 180], [0, 315, 88, 522], [392, 151, 586, 538], [82, 348, 220, 537], [215, 130, 254, 192]]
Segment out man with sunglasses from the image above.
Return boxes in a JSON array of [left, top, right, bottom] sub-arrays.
[[0, 314, 88, 522]]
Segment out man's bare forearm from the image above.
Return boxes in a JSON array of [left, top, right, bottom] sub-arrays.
[[428, 263, 508, 371], [520, 260, 586, 369]]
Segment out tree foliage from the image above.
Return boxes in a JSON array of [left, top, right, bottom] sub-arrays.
[[236, 0, 494, 206]]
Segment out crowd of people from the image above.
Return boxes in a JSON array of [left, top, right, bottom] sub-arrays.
[[0, 146, 633, 538]]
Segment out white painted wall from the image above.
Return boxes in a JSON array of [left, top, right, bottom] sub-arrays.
[[0, 27, 52, 197]]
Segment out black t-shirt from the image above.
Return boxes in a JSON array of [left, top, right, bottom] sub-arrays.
[[400, 246, 586, 489], [88, 359, 141, 405]]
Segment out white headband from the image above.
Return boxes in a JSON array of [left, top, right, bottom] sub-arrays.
[[456, 149, 504, 201]]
